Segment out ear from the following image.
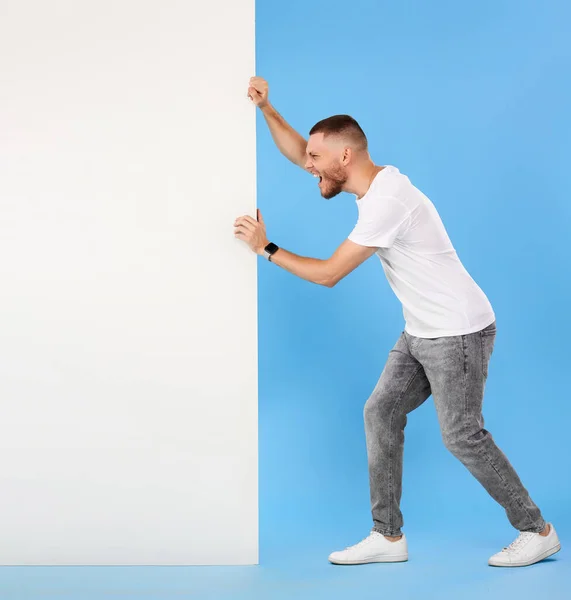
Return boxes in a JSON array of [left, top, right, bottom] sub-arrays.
[[342, 146, 352, 166]]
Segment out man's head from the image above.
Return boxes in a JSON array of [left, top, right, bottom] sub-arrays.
[[305, 115, 369, 199]]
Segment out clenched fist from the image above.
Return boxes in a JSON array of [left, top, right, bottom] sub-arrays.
[[247, 76, 269, 108], [234, 209, 270, 255]]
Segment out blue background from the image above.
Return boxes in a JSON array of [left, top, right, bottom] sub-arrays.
[[2, 1, 569, 599], [255, 0, 571, 597]]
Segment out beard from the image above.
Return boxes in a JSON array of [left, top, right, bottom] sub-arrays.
[[318, 164, 348, 199]]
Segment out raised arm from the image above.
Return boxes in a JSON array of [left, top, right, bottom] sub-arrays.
[[248, 76, 308, 170]]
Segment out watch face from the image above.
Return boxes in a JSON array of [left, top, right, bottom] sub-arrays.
[[265, 242, 279, 254]]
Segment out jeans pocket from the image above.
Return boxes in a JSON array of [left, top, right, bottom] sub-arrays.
[[480, 330, 495, 378], [481, 320, 497, 337]]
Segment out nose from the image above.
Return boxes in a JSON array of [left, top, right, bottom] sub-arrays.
[[305, 157, 313, 170]]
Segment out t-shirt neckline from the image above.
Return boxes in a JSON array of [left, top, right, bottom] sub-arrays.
[[355, 165, 393, 203]]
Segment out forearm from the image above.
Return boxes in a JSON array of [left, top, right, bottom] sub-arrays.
[[260, 103, 307, 167], [260, 246, 333, 287]]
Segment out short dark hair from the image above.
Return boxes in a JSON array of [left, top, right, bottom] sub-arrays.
[[309, 114, 368, 151]]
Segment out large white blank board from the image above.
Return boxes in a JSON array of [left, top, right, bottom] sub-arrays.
[[0, 0, 257, 565]]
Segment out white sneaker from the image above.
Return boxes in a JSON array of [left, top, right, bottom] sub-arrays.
[[328, 531, 408, 565], [488, 523, 561, 567]]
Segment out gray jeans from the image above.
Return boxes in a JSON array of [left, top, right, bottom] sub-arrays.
[[364, 321, 545, 537]]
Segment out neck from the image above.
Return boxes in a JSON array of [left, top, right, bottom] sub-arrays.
[[346, 163, 384, 199]]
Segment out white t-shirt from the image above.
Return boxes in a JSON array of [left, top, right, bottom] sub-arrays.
[[348, 165, 495, 338]]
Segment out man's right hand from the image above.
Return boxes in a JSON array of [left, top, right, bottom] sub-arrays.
[[247, 77, 269, 109]]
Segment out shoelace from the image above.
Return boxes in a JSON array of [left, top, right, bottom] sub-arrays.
[[347, 532, 381, 550], [503, 532, 535, 553]]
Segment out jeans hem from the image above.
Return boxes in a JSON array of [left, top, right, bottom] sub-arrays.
[[520, 518, 547, 534], [373, 526, 403, 537]]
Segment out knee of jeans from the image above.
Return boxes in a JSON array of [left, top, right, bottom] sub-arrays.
[[364, 393, 386, 421], [442, 433, 465, 456], [364, 393, 404, 430], [363, 396, 379, 423], [443, 428, 489, 455]]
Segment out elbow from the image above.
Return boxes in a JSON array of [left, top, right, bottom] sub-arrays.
[[320, 263, 341, 288]]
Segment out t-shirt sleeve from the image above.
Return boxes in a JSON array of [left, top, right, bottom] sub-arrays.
[[347, 195, 411, 249]]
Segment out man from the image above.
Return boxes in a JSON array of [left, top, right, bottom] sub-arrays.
[[234, 76, 560, 567]]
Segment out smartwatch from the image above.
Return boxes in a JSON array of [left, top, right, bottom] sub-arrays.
[[263, 242, 280, 261]]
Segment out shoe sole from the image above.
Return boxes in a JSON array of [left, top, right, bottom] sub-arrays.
[[488, 543, 561, 567], [329, 555, 408, 565]]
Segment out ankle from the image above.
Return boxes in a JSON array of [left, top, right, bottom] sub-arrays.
[[384, 534, 403, 542], [538, 524, 550, 537]]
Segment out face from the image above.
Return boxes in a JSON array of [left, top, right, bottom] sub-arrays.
[[304, 133, 349, 199]]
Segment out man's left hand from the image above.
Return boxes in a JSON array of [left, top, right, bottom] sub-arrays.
[[234, 209, 269, 255]]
